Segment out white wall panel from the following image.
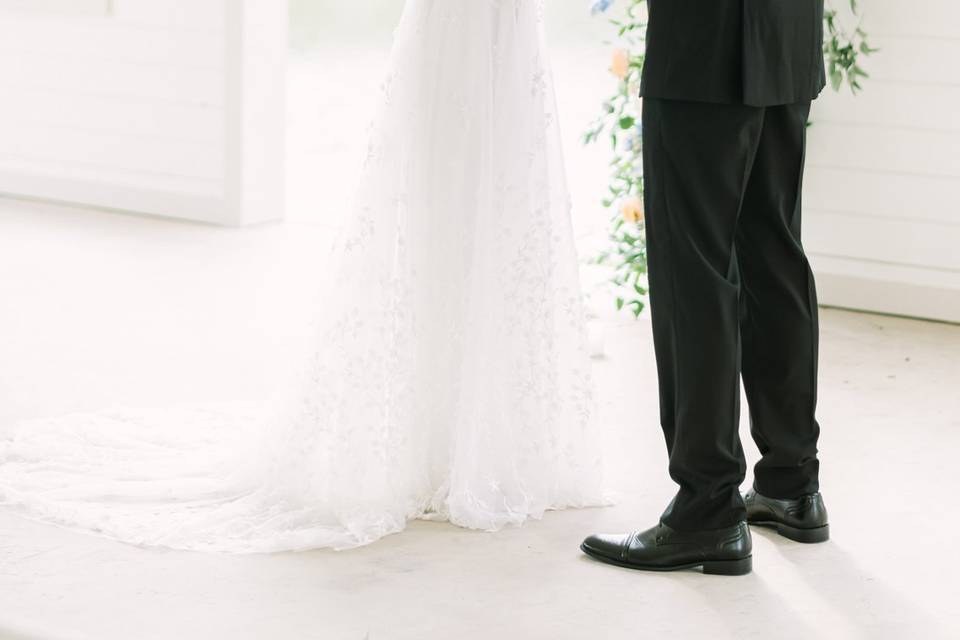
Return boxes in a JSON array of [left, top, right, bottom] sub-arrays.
[[806, 0, 960, 322], [807, 125, 960, 177], [856, 0, 957, 39], [866, 37, 960, 85], [806, 211, 958, 271], [806, 167, 956, 224], [0, 0, 285, 225], [0, 0, 110, 16]]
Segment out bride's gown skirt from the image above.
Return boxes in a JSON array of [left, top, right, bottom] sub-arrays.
[[0, 0, 605, 552]]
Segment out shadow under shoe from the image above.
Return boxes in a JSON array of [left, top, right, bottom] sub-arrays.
[[580, 521, 752, 576], [744, 487, 830, 543]]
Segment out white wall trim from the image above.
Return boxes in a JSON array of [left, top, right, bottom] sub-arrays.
[[0, 173, 227, 224], [811, 254, 960, 324], [224, 0, 287, 226]]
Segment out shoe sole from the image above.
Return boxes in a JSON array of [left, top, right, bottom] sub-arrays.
[[748, 520, 830, 544], [580, 543, 752, 576]]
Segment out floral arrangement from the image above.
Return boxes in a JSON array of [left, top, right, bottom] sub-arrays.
[[586, 0, 875, 317]]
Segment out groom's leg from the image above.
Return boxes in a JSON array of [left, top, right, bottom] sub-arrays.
[[736, 101, 822, 499], [642, 98, 763, 531]]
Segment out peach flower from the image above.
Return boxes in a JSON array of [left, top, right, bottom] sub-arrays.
[[610, 49, 630, 79], [621, 196, 644, 224]]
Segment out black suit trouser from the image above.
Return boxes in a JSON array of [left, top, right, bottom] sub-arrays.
[[642, 98, 822, 531]]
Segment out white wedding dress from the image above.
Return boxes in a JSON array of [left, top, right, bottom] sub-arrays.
[[0, 0, 605, 552]]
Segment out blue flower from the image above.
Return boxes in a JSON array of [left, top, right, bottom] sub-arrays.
[[591, 0, 615, 15]]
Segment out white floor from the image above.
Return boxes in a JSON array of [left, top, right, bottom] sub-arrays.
[[2, 201, 960, 640], [1, 38, 960, 640]]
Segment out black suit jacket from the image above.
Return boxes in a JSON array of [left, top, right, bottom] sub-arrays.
[[640, 0, 827, 106]]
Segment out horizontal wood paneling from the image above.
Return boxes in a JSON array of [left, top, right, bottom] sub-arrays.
[[812, 81, 960, 132], [0, 0, 229, 215], [806, 167, 958, 225], [804, 0, 960, 322], [2, 91, 223, 143], [110, 2, 225, 31], [0, 57, 224, 107], [0, 0, 109, 16], [863, 36, 960, 86], [806, 209, 959, 271], [806, 123, 960, 177], [0, 154, 220, 196], [0, 1, 223, 31], [810, 255, 960, 322], [858, 0, 960, 39], [0, 19, 224, 68], [1, 128, 221, 180]]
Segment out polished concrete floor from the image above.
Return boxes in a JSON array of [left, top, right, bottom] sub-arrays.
[[2, 34, 959, 640], [1, 198, 959, 640]]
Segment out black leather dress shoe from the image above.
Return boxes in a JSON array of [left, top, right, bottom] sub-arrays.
[[580, 521, 752, 576], [744, 487, 829, 543]]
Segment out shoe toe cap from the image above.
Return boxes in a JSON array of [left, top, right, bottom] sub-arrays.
[[581, 533, 628, 560]]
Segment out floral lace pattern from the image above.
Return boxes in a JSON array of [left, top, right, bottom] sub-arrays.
[[0, 0, 606, 552]]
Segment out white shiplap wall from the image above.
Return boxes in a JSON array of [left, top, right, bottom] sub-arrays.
[[806, 0, 960, 323], [0, 1, 285, 225]]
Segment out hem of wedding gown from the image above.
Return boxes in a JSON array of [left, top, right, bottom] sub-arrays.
[[0, 490, 616, 554]]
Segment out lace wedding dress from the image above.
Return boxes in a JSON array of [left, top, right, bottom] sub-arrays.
[[0, 0, 605, 552]]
